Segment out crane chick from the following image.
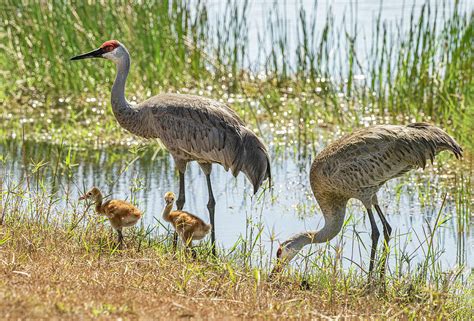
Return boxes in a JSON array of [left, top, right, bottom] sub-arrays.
[[79, 187, 141, 248], [162, 192, 211, 251]]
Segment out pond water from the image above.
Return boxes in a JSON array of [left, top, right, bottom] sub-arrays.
[[1, 0, 472, 275], [2, 135, 472, 274], [202, 0, 473, 73]]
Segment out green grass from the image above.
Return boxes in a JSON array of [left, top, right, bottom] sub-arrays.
[[1, 0, 472, 149], [0, 150, 473, 319], [0, 1, 472, 318]]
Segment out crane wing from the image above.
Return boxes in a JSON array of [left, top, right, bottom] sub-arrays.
[[137, 93, 271, 193], [317, 123, 462, 190], [143, 94, 245, 170]]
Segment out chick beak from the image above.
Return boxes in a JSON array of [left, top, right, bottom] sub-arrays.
[[79, 195, 86, 201]]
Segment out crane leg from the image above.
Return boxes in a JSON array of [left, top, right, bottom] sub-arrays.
[[173, 170, 186, 251], [366, 208, 380, 281], [176, 171, 186, 210], [374, 204, 392, 279], [117, 229, 124, 249], [173, 169, 186, 251], [205, 173, 216, 256], [183, 235, 197, 259]]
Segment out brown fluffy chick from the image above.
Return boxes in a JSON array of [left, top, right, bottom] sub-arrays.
[[162, 192, 212, 248], [79, 187, 141, 247]]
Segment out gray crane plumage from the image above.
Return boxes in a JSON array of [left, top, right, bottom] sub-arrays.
[[71, 40, 271, 253], [141, 94, 271, 192], [272, 123, 462, 279]]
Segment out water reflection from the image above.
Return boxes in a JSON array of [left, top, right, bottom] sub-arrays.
[[1, 139, 472, 273]]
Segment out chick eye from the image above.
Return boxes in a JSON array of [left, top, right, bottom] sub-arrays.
[[88, 192, 92, 196]]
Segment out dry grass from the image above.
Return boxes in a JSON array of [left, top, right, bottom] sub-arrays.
[[0, 219, 469, 320]]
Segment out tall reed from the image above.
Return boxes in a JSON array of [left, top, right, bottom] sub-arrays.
[[1, 0, 472, 147]]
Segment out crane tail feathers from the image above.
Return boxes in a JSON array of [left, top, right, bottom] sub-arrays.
[[235, 130, 271, 194], [406, 123, 463, 165]]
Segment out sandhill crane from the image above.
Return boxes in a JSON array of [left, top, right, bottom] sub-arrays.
[[162, 191, 212, 253], [79, 187, 142, 248], [271, 123, 462, 280], [71, 40, 271, 254]]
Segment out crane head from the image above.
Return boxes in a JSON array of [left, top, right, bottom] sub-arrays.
[[270, 244, 291, 276], [70, 40, 122, 61], [79, 186, 101, 201], [269, 237, 303, 277], [164, 192, 176, 205]]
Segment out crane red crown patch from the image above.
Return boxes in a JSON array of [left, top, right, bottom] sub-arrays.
[[100, 40, 120, 52]]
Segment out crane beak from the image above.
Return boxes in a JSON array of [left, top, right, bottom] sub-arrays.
[[70, 47, 105, 61], [269, 263, 283, 278]]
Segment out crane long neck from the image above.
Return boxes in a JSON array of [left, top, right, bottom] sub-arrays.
[[110, 51, 150, 137], [289, 198, 347, 253], [94, 192, 104, 214], [162, 203, 174, 223], [111, 52, 130, 109]]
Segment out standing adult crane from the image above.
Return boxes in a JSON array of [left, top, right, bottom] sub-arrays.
[[271, 123, 462, 279], [71, 40, 271, 254]]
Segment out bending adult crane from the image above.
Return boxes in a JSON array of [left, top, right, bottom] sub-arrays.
[[71, 40, 271, 254], [272, 123, 462, 279]]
